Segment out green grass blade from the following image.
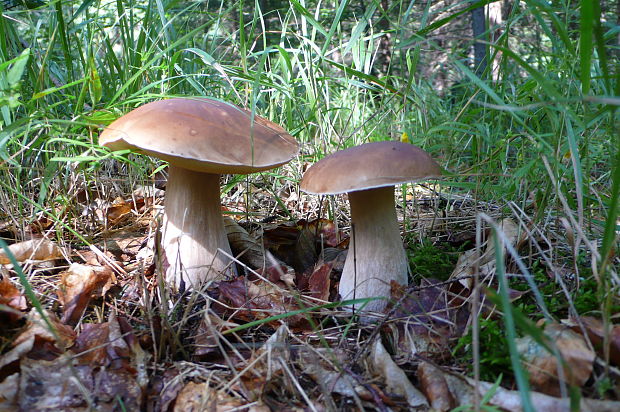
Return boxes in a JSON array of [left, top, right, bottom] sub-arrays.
[[579, 0, 594, 95]]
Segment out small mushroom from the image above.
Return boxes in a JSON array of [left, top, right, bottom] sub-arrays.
[[300, 141, 441, 315], [100, 98, 298, 289]]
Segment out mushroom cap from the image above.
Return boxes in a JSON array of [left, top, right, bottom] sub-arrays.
[[99, 98, 299, 174], [300, 141, 441, 195]]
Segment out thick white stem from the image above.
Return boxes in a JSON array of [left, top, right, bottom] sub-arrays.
[[339, 186, 408, 314], [162, 166, 234, 289]]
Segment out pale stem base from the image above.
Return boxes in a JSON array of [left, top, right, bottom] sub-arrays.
[[339, 186, 408, 314], [162, 166, 234, 289]]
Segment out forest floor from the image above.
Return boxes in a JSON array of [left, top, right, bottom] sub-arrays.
[[1, 167, 619, 411]]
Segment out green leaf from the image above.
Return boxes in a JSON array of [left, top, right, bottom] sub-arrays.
[[7, 48, 30, 88], [579, 0, 594, 94], [289, 0, 328, 38], [88, 56, 102, 105]]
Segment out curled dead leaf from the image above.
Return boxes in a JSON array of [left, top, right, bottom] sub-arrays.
[[17, 355, 142, 411], [438, 368, 620, 412], [0, 238, 63, 265], [368, 338, 429, 408], [389, 279, 456, 359], [0, 277, 27, 324], [418, 361, 456, 411], [193, 312, 240, 358], [307, 261, 332, 301], [517, 322, 595, 396], [174, 381, 266, 412], [216, 277, 309, 329], [58, 263, 114, 325], [0, 309, 76, 381], [566, 316, 620, 367]]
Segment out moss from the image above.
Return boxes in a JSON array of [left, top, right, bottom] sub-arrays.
[[454, 318, 513, 382], [406, 239, 464, 282]]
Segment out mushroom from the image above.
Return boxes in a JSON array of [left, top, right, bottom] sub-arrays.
[[99, 98, 298, 289], [300, 141, 441, 315]]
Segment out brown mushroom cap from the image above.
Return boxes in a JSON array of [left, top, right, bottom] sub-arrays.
[[300, 141, 442, 195], [99, 98, 299, 174]]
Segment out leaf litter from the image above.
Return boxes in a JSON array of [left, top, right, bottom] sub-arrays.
[[0, 182, 618, 411]]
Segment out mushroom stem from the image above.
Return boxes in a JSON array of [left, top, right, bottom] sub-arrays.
[[339, 186, 408, 313], [162, 166, 235, 289]]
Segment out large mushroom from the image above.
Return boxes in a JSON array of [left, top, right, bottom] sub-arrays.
[[100, 98, 298, 290], [300, 141, 441, 315]]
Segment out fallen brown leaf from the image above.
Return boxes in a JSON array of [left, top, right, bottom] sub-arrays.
[[418, 361, 456, 411], [300, 348, 368, 402], [0, 372, 19, 409], [225, 216, 270, 270], [17, 355, 141, 411], [0, 238, 63, 265], [368, 338, 429, 409], [307, 261, 332, 301], [262, 221, 318, 274], [390, 279, 456, 358], [517, 322, 595, 396], [0, 309, 76, 382], [58, 263, 114, 325], [237, 326, 290, 400], [193, 312, 240, 358], [440, 368, 620, 412], [305, 218, 340, 247], [0, 277, 27, 325], [216, 277, 309, 329], [174, 381, 264, 412], [567, 316, 620, 367], [517, 323, 595, 396]]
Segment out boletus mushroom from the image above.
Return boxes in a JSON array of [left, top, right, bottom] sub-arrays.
[[300, 141, 441, 315], [100, 98, 298, 290]]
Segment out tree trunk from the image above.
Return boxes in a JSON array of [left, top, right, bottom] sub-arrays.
[[471, 5, 487, 76]]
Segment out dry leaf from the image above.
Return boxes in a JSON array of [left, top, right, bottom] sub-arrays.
[[449, 218, 521, 289], [0, 277, 27, 324], [439, 369, 620, 412], [13, 314, 146, 411], [0, 238, 63, 265], [262, 221, 318, 273], [256, 325, 289, 380], [58, 263, 114, 325], [106, 198, 133, 223], [12, 309, 76, 353], [18, 355, 141, 411], [368, 338, 429, 408], [305, 218, 340, 247], [482, 218, 520, 262], [0, 309, 76, 380], [238, 326, 290, 400], [0, 373, 19, 409], [174, 382, 259, 412], [216, 277, 308, 329], [224, 217, 294, 276], [390, 279, 456, 358], [517, 322, 595, 396], [567, 316, 620, 367], [257, 262, 296, 288], [300, 348, 368, 400], [145, 367, 184, 412], [103, 230, 146, 261], [307, 261, 332, 301], [194, 312, 240, 358], [225, 216, 269, 269], [418, 361, 456, 411]]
